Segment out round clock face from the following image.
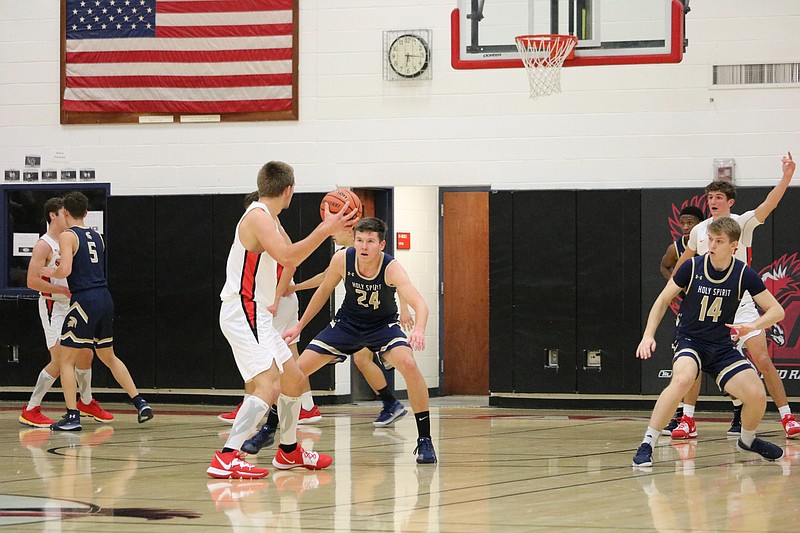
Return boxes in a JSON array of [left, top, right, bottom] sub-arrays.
[[388, 34, 429, 78]]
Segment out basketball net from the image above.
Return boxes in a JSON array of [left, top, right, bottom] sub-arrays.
[[515, 34, 578, 99]]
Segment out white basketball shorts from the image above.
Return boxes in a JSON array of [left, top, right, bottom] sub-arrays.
[[219, 299, 292, 383], [272, 293, 300, 345], [38, 297, 68, 349], [734, 293, 763, 345]]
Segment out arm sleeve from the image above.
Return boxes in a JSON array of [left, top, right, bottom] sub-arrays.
[[672, 259, 693, 290]]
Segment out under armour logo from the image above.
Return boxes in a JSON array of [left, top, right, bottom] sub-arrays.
[[67, 316, 77, 328], [695, 275, 703, 280]]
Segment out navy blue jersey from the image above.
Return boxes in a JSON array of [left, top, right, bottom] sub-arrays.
[[336, 248, 398, 329], [672, 255, 766, 345], [673, 235, 688, 258], [67, 226, 107, 293]]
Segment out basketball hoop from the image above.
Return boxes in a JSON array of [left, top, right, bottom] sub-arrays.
[[515, 34, 578, 99]]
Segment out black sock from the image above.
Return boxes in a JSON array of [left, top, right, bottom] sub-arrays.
[[675, 406, 684, 418], [414, 411, 431, 439], [267, 405, 279, 427], [732, 404, 742, 421], [130, 394, 146, 410], [66, 409, 79, 418], [377, 386, 396, 408], [222, 447, 235, 454], [279, 442, 297, 454]]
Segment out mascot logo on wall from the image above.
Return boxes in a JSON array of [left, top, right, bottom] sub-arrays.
[[760, 253, 800, 367]]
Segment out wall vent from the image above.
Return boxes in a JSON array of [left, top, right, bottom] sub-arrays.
[[712, 63, 800, 88]]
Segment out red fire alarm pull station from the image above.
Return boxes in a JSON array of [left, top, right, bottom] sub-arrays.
[[396, 232, 411, 250]]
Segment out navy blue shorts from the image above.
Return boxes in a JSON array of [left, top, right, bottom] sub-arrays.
[[307, 319, 410, 369], [672, 336, 755, 393], [60, 287, 114, 349]]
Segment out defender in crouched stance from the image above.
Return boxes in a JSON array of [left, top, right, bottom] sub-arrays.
[[633, 217, 785, 467]]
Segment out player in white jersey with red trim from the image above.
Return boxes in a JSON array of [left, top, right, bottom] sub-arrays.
[[217, 192, 322, 432], [19, 197, 112, 428], [671, 152, 799, 440], [208, 161, 356, 479]]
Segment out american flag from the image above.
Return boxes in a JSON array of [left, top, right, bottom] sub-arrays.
[[63, 0, 295, 115]]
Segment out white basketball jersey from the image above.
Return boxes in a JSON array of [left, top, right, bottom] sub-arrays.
[[688, 210, 762, 309], [39, 233, 69, 303], [220, 202, 278, 305], [688, 210, 761, 263]]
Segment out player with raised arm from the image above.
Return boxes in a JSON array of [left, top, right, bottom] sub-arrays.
[[283, 217, 437, 464], [633, 217, 785, 467], [669, 153, 798, 440]]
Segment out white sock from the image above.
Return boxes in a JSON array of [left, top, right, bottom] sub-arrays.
[[277, 393, 301, 446], [75, 368, 92, 404], [683, 404, 695, 418], [779, 405, 792, 418], [300, 391, 315, 411], [732, 398, 743, 407], [224, 395, 268, 451], [27, 370, 57, 410], [740, 428, 756, 447], [642, 427, 660, 447]]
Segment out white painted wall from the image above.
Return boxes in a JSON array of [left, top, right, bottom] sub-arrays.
[[2, 0, 799, 394]]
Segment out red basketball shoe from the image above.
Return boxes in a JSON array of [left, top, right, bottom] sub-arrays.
[[782, 414, 800, 439], [218, 403, 242, 424], [298, 405, 322, 425], [78, 399, 114, 422], [272, 444, 332, 470], [19, 406, 54, 428], [207, 450, 269, 479], [671, 415, 697, 440]]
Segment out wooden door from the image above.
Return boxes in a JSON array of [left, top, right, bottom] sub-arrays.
[[442, 191, 489, 394]]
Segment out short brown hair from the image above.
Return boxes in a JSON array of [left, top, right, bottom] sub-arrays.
[[63, 191, 89, 219], [705, 180, 736, 201], [256, 161, 295, 198], [43, 197, 64, 224], [354, 217, 387, 241], [707, 216, 741, 242]]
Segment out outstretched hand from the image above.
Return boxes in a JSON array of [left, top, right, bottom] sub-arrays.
[[283, 324, 302, 345], [320, 201, 359, 235], [636, 337, 656, 360], [782, 151, 795, 178], [727, 322, 757, 343], [408, 330, 426, 351]]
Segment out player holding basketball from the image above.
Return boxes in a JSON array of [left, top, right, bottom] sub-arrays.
[[669, 152, 799, 441], [283, 217, 437, 464], [207, 162, 356, 479], [20, 197, 113, 428], [41, 192, 152, 431], [658, 204, 704, 435], [633, 217, 785, 467], [217, 191, 323, 428]]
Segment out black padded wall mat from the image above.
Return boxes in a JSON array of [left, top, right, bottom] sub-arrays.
[[154, 195, 215, 389], [512, 190, 577, 393], [107, 195, 157, 389], [576, 190, 641, 394]]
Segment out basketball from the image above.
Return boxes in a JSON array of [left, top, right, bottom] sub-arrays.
[[320, 188, 362, 220]]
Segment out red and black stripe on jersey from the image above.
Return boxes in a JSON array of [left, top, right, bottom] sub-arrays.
[[238, 249, 261, 341]]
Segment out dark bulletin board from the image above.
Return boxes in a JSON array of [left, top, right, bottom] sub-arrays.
[[1, 184, 110, 295]]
